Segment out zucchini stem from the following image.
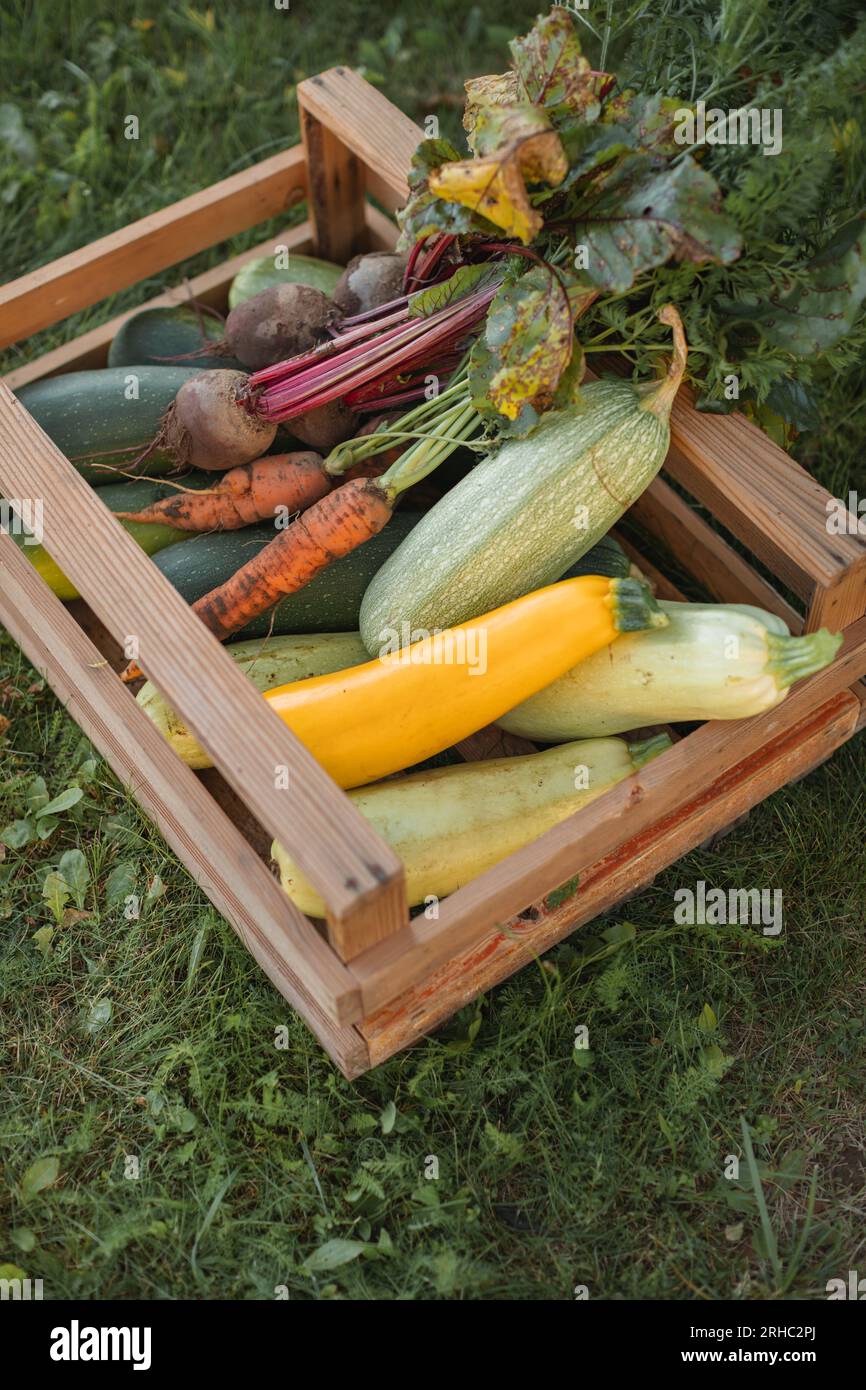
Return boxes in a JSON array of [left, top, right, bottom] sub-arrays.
[[641, 304, 688, 418], [765, 629, 842, 689], [628, 732, 674, 768]]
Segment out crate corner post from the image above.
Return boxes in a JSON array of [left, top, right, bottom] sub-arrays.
[[297, 73, 368, 263]]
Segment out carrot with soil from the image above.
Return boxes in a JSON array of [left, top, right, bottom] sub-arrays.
[[179, 390, 482, 644], [114, 452, 331, 531]]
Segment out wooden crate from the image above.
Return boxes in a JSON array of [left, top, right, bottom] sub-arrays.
[[2, 69, 866, 1076]]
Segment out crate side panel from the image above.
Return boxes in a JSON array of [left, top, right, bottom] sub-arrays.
[[0, 384, 407, 943], [360, 690, 859, 1064], [351, 614, 866, 1013], [2, 223, 316, 392], [0, 528, 364, 1038], [0, 145, 307, 349]]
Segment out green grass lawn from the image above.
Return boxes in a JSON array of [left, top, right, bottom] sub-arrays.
[[2, 0, 865, 1300]]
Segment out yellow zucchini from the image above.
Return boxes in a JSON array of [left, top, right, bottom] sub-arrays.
[[136, 631, 369, 768], [272, 732, 671, 915], [262, 575, 664, 787]]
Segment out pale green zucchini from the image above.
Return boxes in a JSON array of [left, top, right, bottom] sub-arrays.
[[273, 732, 671, 915], [137, 631, 369, 768], [228, 253, 343, 309], [359, 307, 687, 654], [496, 602, 842, 740]]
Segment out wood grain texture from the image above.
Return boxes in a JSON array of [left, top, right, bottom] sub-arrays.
[[300, 103, 368, 264], [363, 203, 401, 252], [0, 383, 407, 950], [0, 145, 308, 350], [806, 570, 866, 634], [359, 690, 860, 1064], [297, 68, 422, 207], [2, 223, 316, 392], [627, 477, 802, 628], [665, 386, 866, 602], [0, 527, 364, 1039], [350, 615, 866, 1014]]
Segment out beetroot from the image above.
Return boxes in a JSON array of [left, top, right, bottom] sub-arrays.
[[161, 370, 277, 471], [332, 253, 408, 317], [223, 284, 338, 371], [288, 399, 360, 452]]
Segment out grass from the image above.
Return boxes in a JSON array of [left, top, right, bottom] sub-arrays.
[[2, 0, 866, 1301]]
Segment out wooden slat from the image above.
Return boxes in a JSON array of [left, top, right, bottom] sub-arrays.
[[360, 689, 859, 1064], [805, 570, 866, 634], [2, 201, 395, 393], [0, 145, 308, 349], [2, 223, 316, 392], [589, 359, 866, 616], [363, 203, 401, 253], [0, 383, 407, 951], [0, 527, 363, 1039], [627, 477, 802, 629], [299, 96, 368, 264], [665, 385, 866, 602], [350, 615, 866, 1014], [297, 67, 422, 208]]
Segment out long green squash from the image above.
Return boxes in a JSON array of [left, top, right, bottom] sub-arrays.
[[496, 602, 842, 740], [359, 306, 686, 654], [108, 306, 242, 371], [273, 732, 671, 915], [228, 253, 343, 309], [17, 366, 205, 484], [153, 509, 426, 638]]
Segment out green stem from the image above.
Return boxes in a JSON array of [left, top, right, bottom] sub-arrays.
[[382, 396, 482, 499], [609, 577, 668, 633], [628, 732, 673, 769], [765, 629, 842, 689], [325, 369, 470, 476]]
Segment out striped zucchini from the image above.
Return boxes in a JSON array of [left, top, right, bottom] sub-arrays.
[[108, 306, 242, 371], [17, 366, 204, 484], [359, 306, 686, 654], [497, 602, 843, 740], [273, 732, 671, 915]]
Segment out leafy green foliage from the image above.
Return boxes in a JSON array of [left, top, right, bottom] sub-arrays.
[[567, 153, 741, 293]]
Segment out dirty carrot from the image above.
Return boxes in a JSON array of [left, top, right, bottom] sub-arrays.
[[186, 396, 483, 643], [114, 452, 331, 531], [191, 476, 396, 642]]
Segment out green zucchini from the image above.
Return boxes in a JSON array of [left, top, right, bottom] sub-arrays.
[[108, 305, 243, 372], [17, 366, 205, 484], [497, 602, 843, 740], [359, 307, 687, 654], [137, 631, 369, 769], [562, 534, 629, 582], [273, 732, 672, 915], [228, 252, 343, 310], [6, 475, 210, 600], [153, 509, 425, 637]]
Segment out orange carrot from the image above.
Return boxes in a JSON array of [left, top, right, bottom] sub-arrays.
[[190, 477, 395, 642], [114, 452, 330, 531]]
